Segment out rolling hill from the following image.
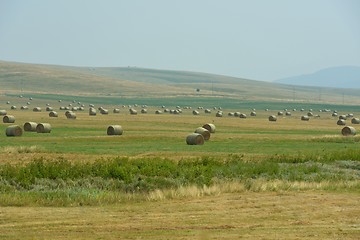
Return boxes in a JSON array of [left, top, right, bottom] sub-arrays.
[[274, 66, 360, 89], [1, 61, 360, 105]]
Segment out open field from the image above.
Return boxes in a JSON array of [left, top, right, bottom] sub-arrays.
[[0, 95, 359, 238], [1, 63, 360, 238]]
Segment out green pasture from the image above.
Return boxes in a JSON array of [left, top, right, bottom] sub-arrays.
[[0, 102, 359, 158]]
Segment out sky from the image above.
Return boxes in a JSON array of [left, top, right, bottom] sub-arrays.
[[0, 0, 359, 81]]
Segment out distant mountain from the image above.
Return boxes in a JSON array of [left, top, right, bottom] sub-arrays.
[[274, 66, 360, 89]]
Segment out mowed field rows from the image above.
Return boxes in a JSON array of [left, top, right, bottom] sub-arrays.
[[1, 191, 359, 239], [0, 96, 359, 161]]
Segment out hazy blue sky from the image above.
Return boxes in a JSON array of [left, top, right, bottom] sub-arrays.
[[1, 0, 359, 81]]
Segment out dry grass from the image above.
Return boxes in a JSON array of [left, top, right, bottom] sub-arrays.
[[1, 145, 46, 154], [1, 191, 359, 239], [146, 180, 360, 201]]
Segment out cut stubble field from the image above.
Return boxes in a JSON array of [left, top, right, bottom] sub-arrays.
[[1, 192, 359, 239], [0, 99, 359, 239]]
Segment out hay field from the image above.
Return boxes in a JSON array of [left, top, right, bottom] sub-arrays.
[[0, 96, 359, 162], [0, 94, 360, 239]]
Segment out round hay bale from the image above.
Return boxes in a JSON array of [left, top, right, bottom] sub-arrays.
[[307, 112, 314, 117], [277, 111, 284, 116], [332, 112, 338, 117], [347, 113, 354, 118], [155, 110, 163, 114], [351, 118, 360, 124], [250, 111, 256, 116], [0, 110, 7, 116], [36, 123, 52, 133], [269, 115, 277, 122], [46, 106, 53, 111], [100, 109, 109, 115], [239, 113, 247, 119], [216, 111, 223, 117], [3, 115, 15, 123], [234, 112, 241, 117], [33, 107, 41, 112], [113, 108, 120, 113], [107, 125, 123, 135], [194, 127, 210, 141], [6, 125, 22, 137], [285, 112, 291, 116], [301, 116, 310, 121], [21, 106, 29, 110], [141, 108, 148, 114], [192, 110, 200, 115], [341, 126, 356, 136], [202, 123, 216, 133], [339, 115, 347, 120], [24, 122, 37, 132], [11, 106, 17, 110], [49, 111, 58, 117], [337, 119, 346, 126], [129, 108, 138, 115], [204, 109, 211, 114], [66, 111, 77, 119], [228, 112, 234, 117], [186, 133, 204, 145], [89, 107, 97, 116]]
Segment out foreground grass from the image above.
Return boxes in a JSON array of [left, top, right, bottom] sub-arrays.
[[0, 150, 359, 207]]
